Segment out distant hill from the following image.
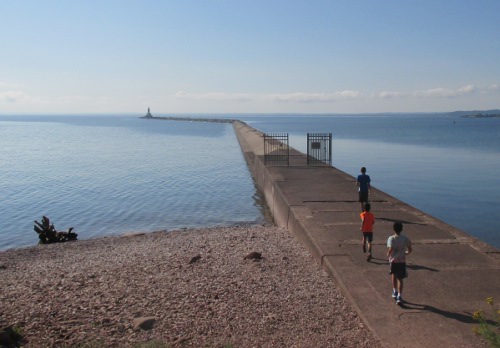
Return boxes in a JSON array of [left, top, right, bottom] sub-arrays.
[[448, 109, 500, 118]]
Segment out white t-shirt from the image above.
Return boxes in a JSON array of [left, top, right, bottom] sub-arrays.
[[387, 234, 411, 263]]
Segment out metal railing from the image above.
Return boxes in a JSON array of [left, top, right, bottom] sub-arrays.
[[264, 133, 289, 166]]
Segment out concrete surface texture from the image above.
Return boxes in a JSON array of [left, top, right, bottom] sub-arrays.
[[233, 121, 500, 348]]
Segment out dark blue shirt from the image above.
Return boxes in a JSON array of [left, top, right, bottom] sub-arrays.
[[357, 174, 371, 192]]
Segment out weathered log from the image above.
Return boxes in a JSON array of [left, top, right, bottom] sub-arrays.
[[33, 216, 78, 244]]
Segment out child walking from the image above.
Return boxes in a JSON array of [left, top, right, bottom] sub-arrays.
[[360, 203, 375, 261], [357, 167, 371, 211], [387, 222, 412, 305]]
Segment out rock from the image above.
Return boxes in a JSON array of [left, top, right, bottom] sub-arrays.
[[133, 317, 156, 331], [116, 323, 125, 332], [0, 326, 23, 347], [244, 251, 262, 260], [173, 336, 190, 345], [188, 255, 201, 264]]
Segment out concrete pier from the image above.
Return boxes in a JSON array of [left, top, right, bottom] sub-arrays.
[[233, 120, 500, 348], [141, 115, 235, 123]]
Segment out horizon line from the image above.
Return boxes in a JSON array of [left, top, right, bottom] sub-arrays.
[[1, 108, 499, 117]]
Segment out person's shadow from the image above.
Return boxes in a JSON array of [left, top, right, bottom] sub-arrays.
[[399, 301, 496, 325], [407, 264, 439, 272], [367, 258, 439, 273], [376, 217, 427, 226], [366, 256, 388, 265]]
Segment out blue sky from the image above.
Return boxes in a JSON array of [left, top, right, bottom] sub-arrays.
[[1, 0, 499, 114]]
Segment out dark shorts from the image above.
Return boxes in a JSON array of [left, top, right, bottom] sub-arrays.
[[390, 262, 407, 279], [362, 232, 373, 243], [359, 191, 369, 203]]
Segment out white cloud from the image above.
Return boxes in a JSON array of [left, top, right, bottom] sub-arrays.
[[0, 91, 29, 103], [56, 95, 112, 106], [337, 90, 362, 98], [412, 85, 477, 98], [0, 81, 19, 89], [269, 91, 362, 103], [377, 84, 482, 100], [175, 84, 500, 104], [413, 87, 456, 98], [57, 95, 91, 103], [175, 91, 251, 102], [0, 91, 113, 109], [97, 97, 113, 104], [457, 84, 476, 94], [379, 91, 406, 99], [174, 90, 363, 104]]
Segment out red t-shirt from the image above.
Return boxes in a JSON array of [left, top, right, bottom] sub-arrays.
[[360, 211, 375, 233]]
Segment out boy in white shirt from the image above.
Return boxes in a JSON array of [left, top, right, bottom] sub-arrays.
[[387, 222, 412, 305]]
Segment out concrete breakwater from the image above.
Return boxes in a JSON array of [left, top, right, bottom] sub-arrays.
[[232, 120, 500, 348], [141, 115, 236, 123]]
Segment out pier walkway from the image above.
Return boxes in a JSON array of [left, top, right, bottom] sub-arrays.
[[233, 121, 500, 348]]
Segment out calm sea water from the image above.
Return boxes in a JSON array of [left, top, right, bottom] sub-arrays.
[[1, 113, 499, 250], [0, 115, 266, 250]]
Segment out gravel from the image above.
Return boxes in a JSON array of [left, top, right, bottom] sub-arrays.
[[0, 225, 383, 347]]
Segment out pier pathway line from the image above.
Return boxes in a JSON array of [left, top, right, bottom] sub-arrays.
[[233, 121, 500, 348]]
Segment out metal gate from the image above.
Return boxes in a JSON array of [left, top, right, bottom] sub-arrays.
[[307, 133, 332, 166], [264, 133, 289, 166]]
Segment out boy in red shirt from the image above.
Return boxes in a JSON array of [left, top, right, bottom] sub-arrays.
[[360, 203, 375, 261]]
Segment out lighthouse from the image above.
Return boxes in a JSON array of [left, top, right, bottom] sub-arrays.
[[143, 107, 153, 118]]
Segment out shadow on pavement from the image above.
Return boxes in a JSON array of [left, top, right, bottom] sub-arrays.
[[399, 301, 485, 324], [407, 264, 439, 272]]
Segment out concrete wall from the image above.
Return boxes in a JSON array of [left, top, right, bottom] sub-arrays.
[[233, 121, 286, 227], [233, 121, 322, 260]]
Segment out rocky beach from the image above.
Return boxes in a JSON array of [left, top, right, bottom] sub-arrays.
[[0, 224, 382, 347]]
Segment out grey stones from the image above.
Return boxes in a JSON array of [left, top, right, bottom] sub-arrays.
[[132, 317, 156, 331], [188, 254, 202, 264], [244, 251, 262, 260]]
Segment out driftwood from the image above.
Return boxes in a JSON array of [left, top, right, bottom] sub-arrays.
[[34, 216, 78, 244]]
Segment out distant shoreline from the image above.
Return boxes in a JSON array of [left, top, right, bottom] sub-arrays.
[[461, 113, 500, 118]]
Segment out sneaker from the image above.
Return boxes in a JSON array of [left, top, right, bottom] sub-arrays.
[[367, 254, 372, 261], [396, 295, 402, 305], [392, 290, 398, 299]]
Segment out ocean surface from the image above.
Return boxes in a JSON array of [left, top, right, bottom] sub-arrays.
[[0, 115, 267, 250], [1, 113, 499, 250]]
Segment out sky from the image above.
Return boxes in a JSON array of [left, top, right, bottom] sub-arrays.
[[1, 0, 499, 115]]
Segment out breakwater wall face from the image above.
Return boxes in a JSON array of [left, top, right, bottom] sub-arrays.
[[232, 121, 323, 258], [233, 121, 288, 228]]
